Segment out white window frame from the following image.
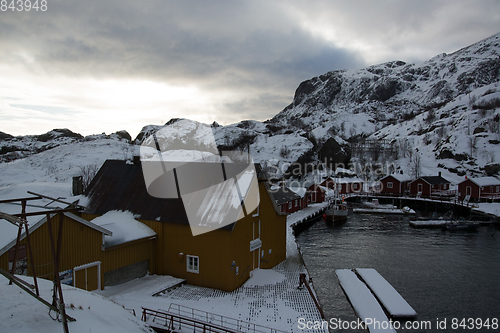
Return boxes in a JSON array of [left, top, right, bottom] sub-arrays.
[[186, 255, 199, 274], [288, 202, 292, 209], [387, 182, 393, 189], [496, 186, 500, 192], [73, 261, 101, 291]]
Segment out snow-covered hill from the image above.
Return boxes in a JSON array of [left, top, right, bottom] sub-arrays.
[[268, 31, 500, 180], [2, 32, 500, 185]]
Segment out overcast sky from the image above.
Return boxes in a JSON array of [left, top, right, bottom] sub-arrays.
[[1, 0, 500, 138]]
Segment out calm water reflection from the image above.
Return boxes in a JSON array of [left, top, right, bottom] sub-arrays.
[[295, 213, 500, 332]]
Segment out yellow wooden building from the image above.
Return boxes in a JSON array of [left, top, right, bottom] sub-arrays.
[[84, 159, 287, 292], [0, 209, 156, 291], [1, 159, 286, 292]]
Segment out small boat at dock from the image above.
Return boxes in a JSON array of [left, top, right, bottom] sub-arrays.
[[324, 198, 348, 225]]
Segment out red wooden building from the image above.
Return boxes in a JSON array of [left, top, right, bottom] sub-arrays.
[[271, 186, 303, 214], [336, 177, 364, 194], [319, 177, 335, 190], [409, 173, 451, 197], [457, 177, 500, 201], [289, 187, 309, 211], [308, 184, 328, 203], [379, 174, 412, 195]]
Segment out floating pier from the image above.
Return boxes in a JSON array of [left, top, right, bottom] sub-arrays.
[[353, 208, 416, 215], [409, 220, 448, 228], [335, 269, 397, 333], [355, 268, 417, 319]]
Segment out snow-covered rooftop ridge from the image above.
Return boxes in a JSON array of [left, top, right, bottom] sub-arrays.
[[465, 176, 500, 186], [382, 174, 412, 182], [336, 177, 364, 183], [91, 211, 156, 247], [288, 186, 307, 198]]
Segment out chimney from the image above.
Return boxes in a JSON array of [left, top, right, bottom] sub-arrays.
[[72, 176, 83, 195], [438, 171, 442, 177]]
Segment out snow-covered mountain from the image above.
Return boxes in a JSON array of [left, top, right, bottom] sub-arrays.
[[267, 31, 500, 181], [1, 32, 500, 188]]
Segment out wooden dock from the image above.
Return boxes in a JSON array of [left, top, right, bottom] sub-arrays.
[[355, 268, 416, 319], [336, 269, 397, 333]]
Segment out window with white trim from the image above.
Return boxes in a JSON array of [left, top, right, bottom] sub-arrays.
[[186, 255, 199, 273], [387, 182, 393, 189]]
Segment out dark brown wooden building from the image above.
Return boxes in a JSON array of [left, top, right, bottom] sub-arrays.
[[379, 174, 412, 195], [409, 173, 451, 197], [457, 176, 500, 201]]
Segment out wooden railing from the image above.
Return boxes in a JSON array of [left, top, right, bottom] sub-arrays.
[[142, 304, 289, 333]]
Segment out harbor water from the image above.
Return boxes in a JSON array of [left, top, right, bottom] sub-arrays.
[[295, 212, 500, 332]]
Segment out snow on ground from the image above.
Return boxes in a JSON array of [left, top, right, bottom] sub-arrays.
[[474, 202, 500, 217], [286, 202, 328, 258], [0, 276, 154, 333], [96, 259, 325, 333], [0, 138, 132, 189], [93, 204, 330, 333]]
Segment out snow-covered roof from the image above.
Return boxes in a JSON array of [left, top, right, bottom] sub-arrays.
[[270, 187, 301, 205], [336, 177, 364, 184], [317, 185, 336, 197], [288, 187, 307, 198], [91, 211, 156, 247], [381, 174, 412, 182], [335, 167, 355, 175], [463, 176, 500, 187]]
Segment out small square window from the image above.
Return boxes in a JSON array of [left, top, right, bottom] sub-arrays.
[[387, 182, 393, 189], [186, 255, 199, 274]]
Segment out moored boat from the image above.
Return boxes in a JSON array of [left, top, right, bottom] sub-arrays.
[[444, 222, 480, 231], [324, 199, 348, 225]]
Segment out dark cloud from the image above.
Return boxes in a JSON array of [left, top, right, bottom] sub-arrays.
[[1, 0, 499, 134]]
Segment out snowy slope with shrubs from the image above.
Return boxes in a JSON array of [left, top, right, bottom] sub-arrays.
[[1, 32, 500, 189]]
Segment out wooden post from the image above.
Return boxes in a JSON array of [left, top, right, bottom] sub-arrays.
[[298, 273, 325, 319], [46, 212, 70, 333], [25, 222, 40, 296], [9, 224, 23, 284]]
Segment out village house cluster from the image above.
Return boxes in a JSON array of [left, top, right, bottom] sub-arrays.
[[1, 158, 499, 295], [272, 170, 500, 215]]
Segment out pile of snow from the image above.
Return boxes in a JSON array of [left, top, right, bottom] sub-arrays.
[[244, 268, 286, 286], [0, 276, 154, 333], [91, 211, 156, 247]]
